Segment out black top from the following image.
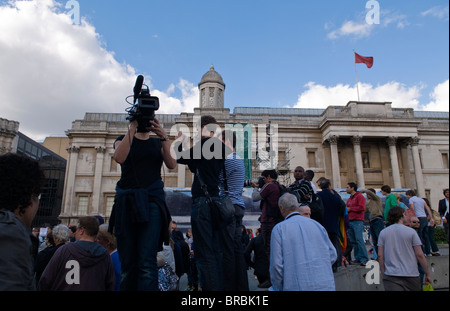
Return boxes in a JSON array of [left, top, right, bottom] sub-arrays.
[[176, 137, 232, 199], [115, 135, 163, 189]]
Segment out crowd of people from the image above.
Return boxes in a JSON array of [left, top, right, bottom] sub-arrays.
[[1, 114, 448, 292]]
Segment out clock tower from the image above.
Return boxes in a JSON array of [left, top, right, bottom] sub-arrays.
[[198, 65, 225, 109]]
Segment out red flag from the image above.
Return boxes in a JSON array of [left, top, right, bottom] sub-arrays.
[[354, 52, 373, 68]]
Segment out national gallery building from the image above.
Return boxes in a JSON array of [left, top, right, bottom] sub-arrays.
[[3, 66, 447, 225], [56, 66, 449, 224]]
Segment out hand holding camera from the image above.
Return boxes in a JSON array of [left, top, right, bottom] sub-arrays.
[[245, 176, 265, 189], [126, 75, 160, 133], [147, 118, 169, 141]]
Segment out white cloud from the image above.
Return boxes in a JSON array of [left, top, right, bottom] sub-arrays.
[[421, 5, 449, 21], [327, 10, 409, 40], [382, 12, 409, 29], [421, 79, 449, 112], [0, 0, 194, 141], [152, 79, 198, 115], [293, 81, 423, 109], [327, 21, 373, 40]]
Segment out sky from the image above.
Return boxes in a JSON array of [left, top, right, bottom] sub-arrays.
[[0, 0, 448, 141]]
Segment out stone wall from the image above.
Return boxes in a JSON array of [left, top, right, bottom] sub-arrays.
[[334, 254, 449, 291]]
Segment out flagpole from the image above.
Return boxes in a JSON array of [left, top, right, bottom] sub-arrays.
[[354, 50, 361, 102]]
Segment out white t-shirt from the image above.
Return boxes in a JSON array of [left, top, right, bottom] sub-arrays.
[[378, 224, 422, 277], [409, 196, 427, 218]]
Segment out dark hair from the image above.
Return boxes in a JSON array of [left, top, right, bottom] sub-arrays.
[[367, 188, 376, 194], [444, 188, 449, 195], [387, 206, 405, 224], [423, 198, 431, 209], [262, 169, 278, 180], [381, 185, 392, 193], [78, 216, 100, 237], [200, 115, 217, 129], [0, 153, 45, 215], [221, 130, 237, 149], [347, 182, 358, 192], [305, 170, 315, 180], [406, 190, 416, 197], [320, 179, 331, 190]]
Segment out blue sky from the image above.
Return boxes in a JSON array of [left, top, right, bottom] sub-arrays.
[[0, 0, 448, 141]]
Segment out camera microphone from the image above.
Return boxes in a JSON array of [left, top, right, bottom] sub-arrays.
[[133, 75, 144, 104]]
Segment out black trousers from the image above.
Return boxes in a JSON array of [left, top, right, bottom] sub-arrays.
[[219, 205, 249, 291]]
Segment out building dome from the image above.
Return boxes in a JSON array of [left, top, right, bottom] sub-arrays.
[[199, 65, 225, 87]]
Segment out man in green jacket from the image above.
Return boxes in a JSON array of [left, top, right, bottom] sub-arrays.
[[381, 185, 398, 224]]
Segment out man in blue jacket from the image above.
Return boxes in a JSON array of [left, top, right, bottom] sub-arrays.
[[317, 178, 345, 272], [270, 193, 337, 291]]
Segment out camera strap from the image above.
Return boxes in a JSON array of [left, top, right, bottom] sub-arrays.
[[196, 160, 228, 200]]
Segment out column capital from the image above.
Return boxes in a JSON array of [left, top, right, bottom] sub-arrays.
[[387, 136, 398, 146], [408, 136, 420, 147], [95, 146, 107, 154], [351, 135, 363, 145], [328, 135, 339, 145], [66, 146, 80, 154]]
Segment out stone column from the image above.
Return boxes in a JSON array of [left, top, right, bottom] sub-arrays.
[[387, 136, 402, 189], [92, 146, 106, 215], [328, 135, 341, 188], [352, 135, 366, 189], [63, 146, 80, 216], [409, 137, 425, 197]]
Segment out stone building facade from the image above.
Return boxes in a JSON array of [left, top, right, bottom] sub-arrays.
[[1, 118, 66, 226], [59, 66, 449, 224], [0, 117, 19, 155]]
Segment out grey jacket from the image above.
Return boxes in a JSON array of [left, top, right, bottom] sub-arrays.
[[0, 209, 36, 291]]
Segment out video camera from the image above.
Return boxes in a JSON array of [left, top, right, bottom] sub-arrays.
[[126, 75, 160, 132], [244, 176, 265, 189]]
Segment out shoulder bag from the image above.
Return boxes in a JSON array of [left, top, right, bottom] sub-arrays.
[[196, 162, 235, 229]]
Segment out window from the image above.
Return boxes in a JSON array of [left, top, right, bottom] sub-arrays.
[[362, 152, 370, 168], [308, 151, 317, 168], [105, 196, 115, 217], [442, 152, 449, 169], [338, 151, 344, 169], [78, 195, 89, 216]]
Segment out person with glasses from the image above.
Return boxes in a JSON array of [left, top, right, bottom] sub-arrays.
[[0, 153, 44, 291]]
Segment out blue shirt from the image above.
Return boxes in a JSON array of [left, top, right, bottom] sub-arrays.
[[270, 212, 337, 291], [219, 153, 246, 209]]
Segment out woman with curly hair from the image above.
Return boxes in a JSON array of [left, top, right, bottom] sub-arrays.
[[0, 153, 44, 291]]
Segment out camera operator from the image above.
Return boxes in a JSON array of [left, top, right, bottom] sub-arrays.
[[251, 170, 282, 266], [110, 117, 176, 291]]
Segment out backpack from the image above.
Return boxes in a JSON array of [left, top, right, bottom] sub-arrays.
[[432, 210, 442, 226], [308, 192, 324, 225], [284, 182, 324, 224]]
